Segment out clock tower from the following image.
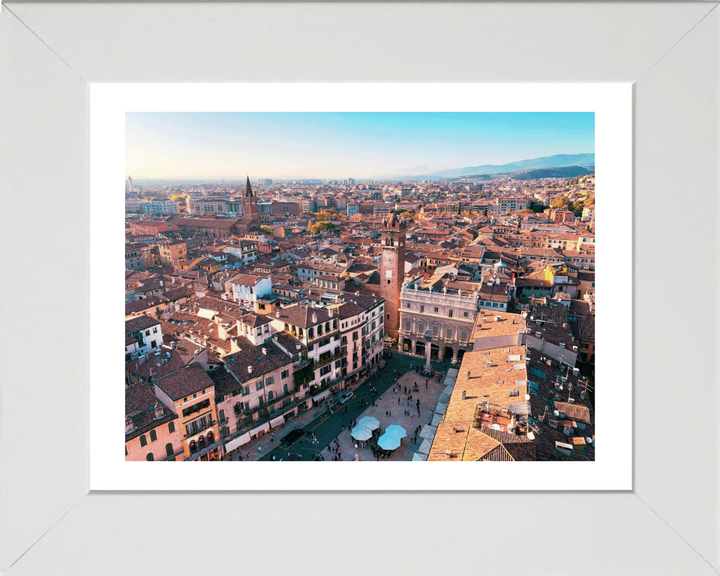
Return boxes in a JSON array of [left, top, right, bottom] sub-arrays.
[[379, 214, 407, 341]]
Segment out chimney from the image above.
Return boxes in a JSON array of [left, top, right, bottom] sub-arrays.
[[312, 312, 318, 324], [328, 308, 334, 318], [248, 366, 253, 374], [262, 347, 267, 356]]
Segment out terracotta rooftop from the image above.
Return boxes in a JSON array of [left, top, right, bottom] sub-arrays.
[[125, 382, 177, 441], [125, 315, 161, 334], [430, 346, 530, 461], [473, 310, 526, 339], [155, 362, 215, 401]]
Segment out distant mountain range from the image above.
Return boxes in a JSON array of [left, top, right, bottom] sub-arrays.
[[379, 153, 595, 180], [508, 165, 594, 181]]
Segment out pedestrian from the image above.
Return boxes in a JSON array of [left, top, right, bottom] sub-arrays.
[[258, 446, 262, 453], [398, 397, 401, 405], [425, 381, 428, 389], [272, 455, 276, 461], [389, 410, 391, 417], [271, 432, 274, 442]]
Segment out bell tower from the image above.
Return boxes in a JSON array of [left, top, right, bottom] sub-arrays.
[[379, 214, 407, 341], [241, 176, 259, 231]]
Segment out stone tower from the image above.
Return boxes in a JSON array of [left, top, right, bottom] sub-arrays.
[[379, 214, 407, 341]]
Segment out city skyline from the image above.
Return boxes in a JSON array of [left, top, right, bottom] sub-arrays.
[[126, 112, 595, 180]]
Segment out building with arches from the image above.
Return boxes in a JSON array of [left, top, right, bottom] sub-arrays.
[[398, 279, 480, 365]]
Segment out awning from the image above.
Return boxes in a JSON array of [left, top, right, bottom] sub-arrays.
[[197, 308, 217, 320], [249, 422, 270, 437], [313, 390, 331, 402], [269, 415, 285, 428], [225, 432, 251, 452], [419, 425, 437, 441]]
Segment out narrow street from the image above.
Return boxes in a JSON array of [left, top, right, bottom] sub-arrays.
[[258, 351, 447, 461]]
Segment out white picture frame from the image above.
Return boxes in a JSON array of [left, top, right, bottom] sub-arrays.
[[1, 2, 718, 575]]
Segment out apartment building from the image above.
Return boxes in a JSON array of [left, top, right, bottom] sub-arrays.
[[158, 240, 187, 266], [153, 363, 221, 461], [125, 382, 184, 461], [143, 199, 179, 214]]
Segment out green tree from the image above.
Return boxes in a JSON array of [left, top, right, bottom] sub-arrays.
[[551, 197, 569, 209], [260, 225, 274, 236], [529, 202, 546, 213]]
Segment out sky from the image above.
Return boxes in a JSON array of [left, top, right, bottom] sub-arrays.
[[126, 112, 594, 180]]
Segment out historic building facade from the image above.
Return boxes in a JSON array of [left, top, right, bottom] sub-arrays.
[[398, 282, 480, 364]]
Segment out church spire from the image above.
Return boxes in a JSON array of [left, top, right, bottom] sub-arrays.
[[246, 176, 254, 198]]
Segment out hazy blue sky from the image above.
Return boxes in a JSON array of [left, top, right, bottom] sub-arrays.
[[126, 112, 594, 179]]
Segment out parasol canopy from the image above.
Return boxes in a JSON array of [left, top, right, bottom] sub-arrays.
[[356, 416, 380, 431]]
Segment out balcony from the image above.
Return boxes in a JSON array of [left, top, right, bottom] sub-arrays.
[[307, 326, 339, 344], [312, 349, 343, 369], [183, 419, 216, 439]]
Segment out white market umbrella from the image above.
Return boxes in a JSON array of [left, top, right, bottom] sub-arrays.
[[418, 438, 432, 455], [412, 453, 428, 461], [351, 426, 372, 441], [378, 433, 401, 451], [357, 416, 380, 431], [385, 425, 407, 439]]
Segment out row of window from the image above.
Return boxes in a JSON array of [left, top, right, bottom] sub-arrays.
[[138, 421, 176, 447], [403, 302, 470, 319], [185, 414, 212, 436], [135, 442, 176, 460]]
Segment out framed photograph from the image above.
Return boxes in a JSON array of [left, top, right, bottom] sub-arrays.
[[2, 3, 718, 575], [91, 83, 631, 492]]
